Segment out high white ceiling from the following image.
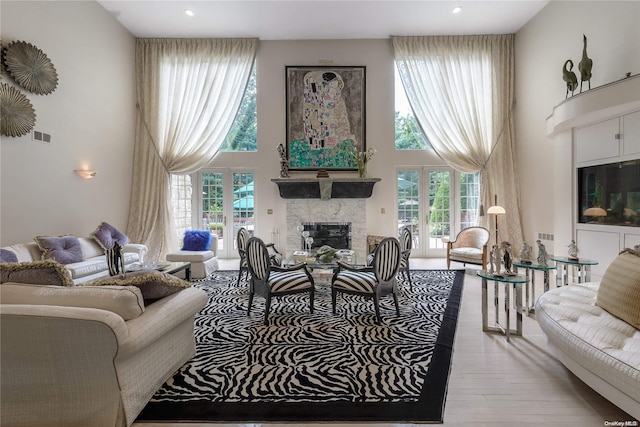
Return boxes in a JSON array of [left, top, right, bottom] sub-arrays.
[[97, 1, 548, 40]]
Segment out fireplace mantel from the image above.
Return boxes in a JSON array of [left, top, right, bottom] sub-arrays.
[[271, 178, 380, 200]]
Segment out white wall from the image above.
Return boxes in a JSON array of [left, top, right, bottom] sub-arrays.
[[515, 1, 640, 254], [0, 1, 135, 245], [207, 39, 443, 247]]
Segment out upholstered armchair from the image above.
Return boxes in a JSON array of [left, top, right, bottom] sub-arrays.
[[446, 226, 490, 269], [245, 237, 315, 324], [331, 237, 401, 324]]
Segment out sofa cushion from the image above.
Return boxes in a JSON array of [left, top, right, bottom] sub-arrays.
[[0, 242, 42, 263], [84, 270, 190, 301], [91, 221, 129, 250], [65, 253, 138, 280], [0, 248, 18, 263], [0, 260, 73, 287], [597, 251, 640, 328], [182, 230, 212, 251], [167, 250, 214, 262], [34, 235, 83, 265], [0, 283, 145, 320], [536, 284, 640, 406]]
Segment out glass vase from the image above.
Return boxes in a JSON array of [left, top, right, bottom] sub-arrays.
[[358, 162, 367, 178]]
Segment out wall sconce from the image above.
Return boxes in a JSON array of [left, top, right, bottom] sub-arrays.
[[75, 169, 97, 179], [487, 195, 506, 245]]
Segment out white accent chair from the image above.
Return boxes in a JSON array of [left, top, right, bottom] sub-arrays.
[[446, 226, 489, 269], [166, 234, 219, 280]]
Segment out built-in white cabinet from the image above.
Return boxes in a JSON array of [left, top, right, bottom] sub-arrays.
[[547, 75, 640, 280], [575, 110, 640, 165], [623, 110, 640, 157]]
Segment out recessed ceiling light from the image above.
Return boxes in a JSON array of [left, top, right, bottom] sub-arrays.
[[184, 9, 194, 17], [452, 6, 462, 14]]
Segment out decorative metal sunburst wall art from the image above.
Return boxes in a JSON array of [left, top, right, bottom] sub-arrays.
[[3, 40, 58, 95], [0, 82, 36, 137]]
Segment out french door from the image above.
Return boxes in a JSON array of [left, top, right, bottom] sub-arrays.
[[197, 169, 255, 258], [397, 167, 480, 257]]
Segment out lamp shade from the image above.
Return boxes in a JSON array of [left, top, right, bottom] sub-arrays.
[[487, 205, 506, 215], [583, 207, 607, 217]]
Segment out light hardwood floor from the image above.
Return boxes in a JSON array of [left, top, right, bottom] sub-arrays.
[[134, 258, 635, 427]]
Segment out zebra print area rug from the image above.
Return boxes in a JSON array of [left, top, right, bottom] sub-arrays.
[[137, 269, 464, 423]]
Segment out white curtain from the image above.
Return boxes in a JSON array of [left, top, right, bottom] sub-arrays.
[[392, 35, 523, 248], [127, 38, 258, 261]]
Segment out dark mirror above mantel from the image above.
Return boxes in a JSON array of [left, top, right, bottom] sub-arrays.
[[271, 178, 380, 200]]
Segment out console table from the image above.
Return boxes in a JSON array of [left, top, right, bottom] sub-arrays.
[[477, 270, 528, 342], [551, 256, 598, 287], [512, 260, 555, 313]]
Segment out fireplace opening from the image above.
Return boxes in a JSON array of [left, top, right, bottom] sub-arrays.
[[301, 222, 351, 250]]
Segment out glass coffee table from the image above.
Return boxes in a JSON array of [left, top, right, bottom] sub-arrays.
[[129, 261, 191, 281], [284, 250, 364, 270]]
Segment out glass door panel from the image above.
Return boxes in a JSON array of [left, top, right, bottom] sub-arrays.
[[397, 170, 421, 251], [201, 170, 255, 258], [202, 172, 225, 254], [232, 172, 255, 251], [427, 169, 451, 252]]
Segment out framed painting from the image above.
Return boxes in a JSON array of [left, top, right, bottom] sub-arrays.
[[285, 66, 366, 171]]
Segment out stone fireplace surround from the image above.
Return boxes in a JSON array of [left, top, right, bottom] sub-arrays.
[[285, 199, 366, 256]]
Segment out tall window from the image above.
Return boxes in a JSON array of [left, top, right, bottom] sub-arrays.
[[394, 65, 430, 150], [220, 65, 257, 152], [170, 174, 192, 242], [460, 172, 481, 230]]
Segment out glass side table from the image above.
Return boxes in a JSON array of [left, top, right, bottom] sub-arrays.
[[512, 260, 556, 314], [476, 270, 529, 342], [551, 256, 598, 287]]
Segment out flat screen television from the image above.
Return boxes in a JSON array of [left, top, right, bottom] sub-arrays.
[[578, 159, 640, 226]]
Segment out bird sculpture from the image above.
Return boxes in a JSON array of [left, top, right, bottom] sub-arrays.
[[578, 34, 593, 92], [563, 59, 578, 98]]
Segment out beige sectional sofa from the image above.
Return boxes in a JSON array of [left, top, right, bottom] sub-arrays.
[[536, 250, 640, 420], [0, 280, 208, 427], [1, 237, 147, 285]]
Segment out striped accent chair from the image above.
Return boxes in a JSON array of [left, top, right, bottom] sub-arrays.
[[236, 227, 250, 286], [246, 237, 315, 325], [237, 227, 283, 287], [398, 226, 413, 290], [331, 237, 401, 325]]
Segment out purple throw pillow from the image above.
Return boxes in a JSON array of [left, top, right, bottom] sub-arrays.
[[182, 230, 212, 251], [0, 248, 18, 263], [34, 235, 83, 265], [91, 221, 129, 250]]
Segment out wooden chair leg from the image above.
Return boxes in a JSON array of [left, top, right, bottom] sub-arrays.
[[263, 294, 271, 325], [247, 292, 254, 315], [309, 287, 314, 314], [373, 297, 382, 325], [331, 289, 338, 314], [393, 292, 400, 316]]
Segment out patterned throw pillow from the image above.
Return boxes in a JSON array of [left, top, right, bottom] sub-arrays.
[[34, 235, 83, 265], [91, 221, 129, 250], [84, 270, 190, 301], [0, 248, 18, 263], [0, 259, 74, 287], [596, 251, 640, 328], [182, 230, 212, 251]]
